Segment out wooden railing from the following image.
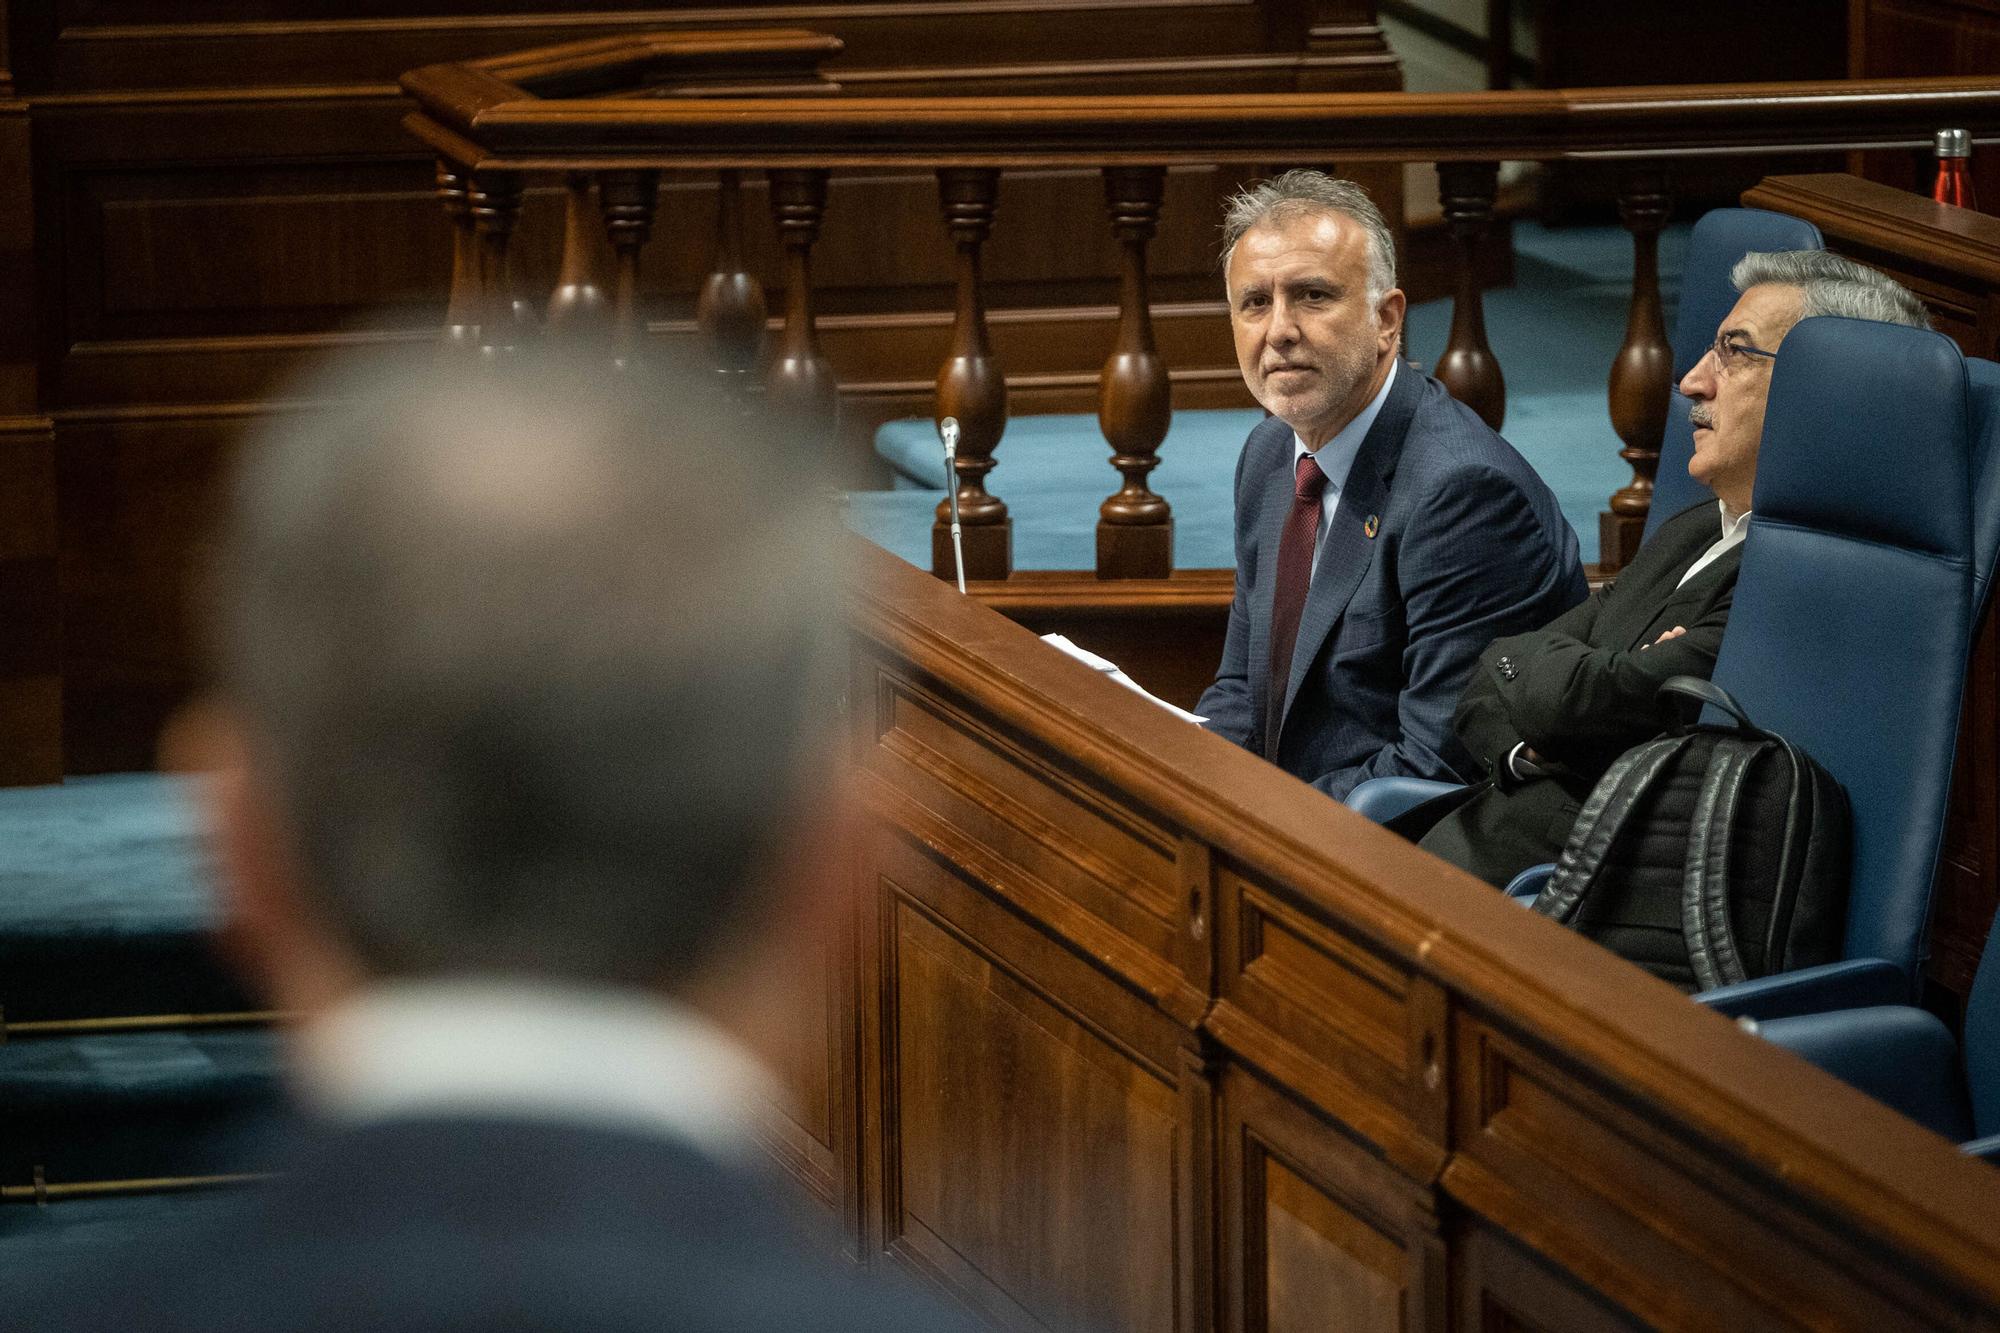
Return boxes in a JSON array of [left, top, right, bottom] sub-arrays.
[[802, 539, 2000, 1329], [403, 36, 2000, 574]]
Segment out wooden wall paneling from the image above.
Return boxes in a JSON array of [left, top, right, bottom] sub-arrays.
[[0, 86, 59, 783], [9, 2, 1309, 95], [859, 657, 1206, 1005], [848, 544, 2000, 1328], [1447, 1220, 1646, 1333], [1207, 861, 1450, 1184], [1739, 172, 2000, 1014], [969, 569, 1237, 715], [1442, 1010, 1973, 1330], [1218, 1063, 1447, 1332], [859, 821, 1209, 1332]]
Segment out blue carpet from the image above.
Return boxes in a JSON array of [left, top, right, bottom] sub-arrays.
[[0, 1189, 248, 1283], [851, 220, 1692, 568], [0, 774, 251, 1022]]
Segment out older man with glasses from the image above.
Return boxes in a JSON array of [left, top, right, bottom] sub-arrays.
[[1413, 250, 1934, 889]]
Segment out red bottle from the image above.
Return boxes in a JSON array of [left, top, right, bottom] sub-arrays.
[[1934, 128, 1976, 210]]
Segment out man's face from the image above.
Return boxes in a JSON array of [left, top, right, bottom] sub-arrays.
[[1227, 211, 1405, 449], [1678, 283, 1803, 510]]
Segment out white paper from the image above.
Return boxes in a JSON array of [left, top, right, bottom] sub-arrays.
[[1040, 633, 1208, 726]]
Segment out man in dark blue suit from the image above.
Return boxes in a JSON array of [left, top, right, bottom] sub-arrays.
[[1197, 172, 1587, 801], [8, 349, 979, 1331]]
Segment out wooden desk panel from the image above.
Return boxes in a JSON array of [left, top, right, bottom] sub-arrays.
[[837, 540, 2000, 1331]]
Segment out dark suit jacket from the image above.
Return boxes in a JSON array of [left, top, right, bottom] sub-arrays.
[[1197, 365, 1587, 800], [5, 1116, 981, 1333], [1419, 501, 1744, 886]]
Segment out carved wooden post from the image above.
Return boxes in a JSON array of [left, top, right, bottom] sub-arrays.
[[436, 161, 480, 351], [1603, 169, 1673, 570], [1097, 165, 1172, 579], [467, 171, 524, 359], [698, 170, 768, 384], [766, 169, 838, 433], [934, 167, 1010, 582], [597, 170, 660, 371], [1433, 161, 1505, 430], [546, 173, 611, 334]]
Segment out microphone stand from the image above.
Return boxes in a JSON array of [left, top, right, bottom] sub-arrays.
[[940, 416, 967, 594]]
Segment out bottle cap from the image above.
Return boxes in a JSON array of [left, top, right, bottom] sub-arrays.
[[1937, 128, 1972, 159]]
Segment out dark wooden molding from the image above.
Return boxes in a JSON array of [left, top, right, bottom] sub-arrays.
[[402, 70, 2000, 170]]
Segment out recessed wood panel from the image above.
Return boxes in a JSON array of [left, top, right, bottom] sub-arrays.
[[888, 893, 1183, 1332], [759, 934, 843, 1209], [1445, 1014, 1957, 1331], [1264, 1154, 1404, 1331], [1219, 1064, 1444, 1333]]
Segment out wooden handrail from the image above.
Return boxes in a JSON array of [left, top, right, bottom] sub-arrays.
[[403, 35, 2000, 578], [403, 71, 2000, 168]]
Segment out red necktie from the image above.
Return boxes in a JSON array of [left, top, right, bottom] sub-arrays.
[[1266, 452, 1327, 752]]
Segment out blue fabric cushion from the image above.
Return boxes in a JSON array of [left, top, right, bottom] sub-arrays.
[[1646, 208, 1824, 543], [1756, 1005, 1975, 1142]]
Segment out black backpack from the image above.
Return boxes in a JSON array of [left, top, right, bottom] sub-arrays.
[[1530, 676, 1852, 993]]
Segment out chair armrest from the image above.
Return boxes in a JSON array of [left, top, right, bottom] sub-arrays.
[[1754, 1007, 1975, 1142], [1504, 864, 1554, 901], [1346, 777, 1464, 825], [1962, 1134, 2000, 1163], [1693, 958, 1912, 1020]]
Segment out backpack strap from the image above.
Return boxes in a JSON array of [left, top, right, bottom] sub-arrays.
[[1682, 740, 1758, 990], [1533, 736, 1692, 925]]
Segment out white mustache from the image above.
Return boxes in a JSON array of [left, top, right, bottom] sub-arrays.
[[1688, 403, 1714, 430]]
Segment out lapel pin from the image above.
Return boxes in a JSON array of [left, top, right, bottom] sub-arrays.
[[1363, 514, 1380, 539]]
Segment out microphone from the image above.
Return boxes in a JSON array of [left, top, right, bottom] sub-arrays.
[[940, 417, 966, 594]]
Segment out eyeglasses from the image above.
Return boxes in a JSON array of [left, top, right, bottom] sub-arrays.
[[1704, 332, 1778, 373]]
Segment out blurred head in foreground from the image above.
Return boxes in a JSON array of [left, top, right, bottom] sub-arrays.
[[192, 343, 846, 1030]]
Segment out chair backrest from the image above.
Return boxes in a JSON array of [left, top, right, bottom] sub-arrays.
[[1967, 358, 2000, 612], [1966, 904, 2000, 1138], [1708, 317, 1974, 982], [1646, 208, 1825, 543]]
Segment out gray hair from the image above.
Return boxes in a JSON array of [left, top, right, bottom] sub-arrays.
[[1731, 249, 1933, 331], [1220, 170, 1398, 302], [212, 344, 844, 989]]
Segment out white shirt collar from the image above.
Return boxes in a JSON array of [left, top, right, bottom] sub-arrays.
[[1676, 498, 1754, 590], [1291, 357, 1399, 493], [1717, 499, 1752, 541], [294, 978, 785, 1163]]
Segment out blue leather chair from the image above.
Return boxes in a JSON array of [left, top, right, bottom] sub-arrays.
[[1347, 207, 1827, 828], [1685, 317, 1975, 1018], [1753, 903, 2000, 1162]]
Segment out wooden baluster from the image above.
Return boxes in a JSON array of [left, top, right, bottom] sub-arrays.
[[436, 161, 479, 352], [546, 173, 611, 335], [766, 169, 838, 433], [1433, 161, 1505, 430], [698, 170, 768, 385], [467, 171, 524, 359], [597, 170, 660, 371], [933, 167, 1010, 583], [1603, 169, 1673, 571], [1097, 165, 1172, 579]]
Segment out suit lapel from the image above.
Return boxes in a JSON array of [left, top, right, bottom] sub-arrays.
[[1277, 365, 1419, 729]]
